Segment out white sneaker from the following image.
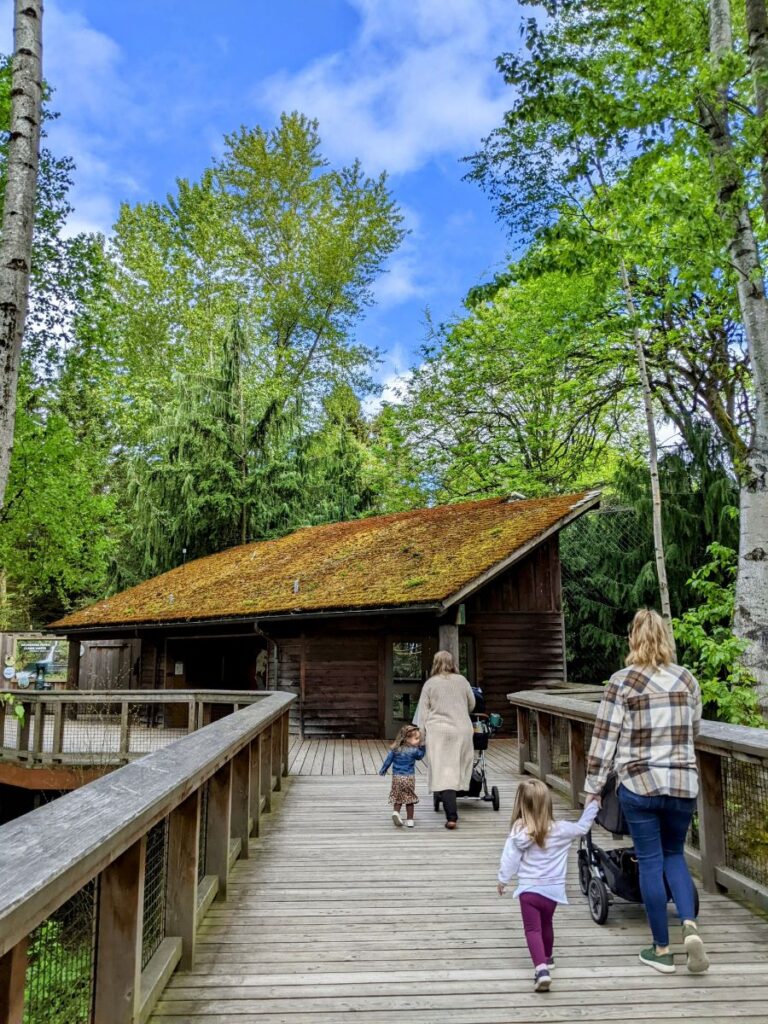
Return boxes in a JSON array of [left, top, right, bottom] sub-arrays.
[[391, 811, 403, 827], [405, 820, 415, 828]]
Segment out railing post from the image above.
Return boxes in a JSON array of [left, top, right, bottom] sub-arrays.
[[0, 936, 27, 1024], [31, 700, 45, 756], [231, 744, 251, 859], [697, 750, 727, 893], [281, 710, 290, 777], [166, 790, 200, 971], [250, 734, 262, 837], [261, 723, 273, 813], [51, 700, 64, 757], [18, 701, 31, 755], [272, 718, 282, 792], [537, 712, 553, 781], [206, 760, 233, 901], [517, 708, 530, 774], [187, 699, 197, 733], [119, 701, 131, 757], [568, 720, 586, 808], [93, 835, 146, 1024]]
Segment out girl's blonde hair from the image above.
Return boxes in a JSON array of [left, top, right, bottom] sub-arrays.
[[626, 608, 674, 668], [390, 724, 421, 750], [510, 778, 554, 848], [430, 650, 457, 676]]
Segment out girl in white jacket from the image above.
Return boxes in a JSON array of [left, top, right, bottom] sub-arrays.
[[497, 778, 599, 991]]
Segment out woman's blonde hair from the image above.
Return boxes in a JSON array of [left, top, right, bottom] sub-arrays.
[[626, 608, 674, 668], [510, 779, 554, 848], [430, 650, 457, 676], [390, 724, 421, 751]]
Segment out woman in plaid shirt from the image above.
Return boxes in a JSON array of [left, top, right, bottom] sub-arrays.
[[584, 608, 709, 976]]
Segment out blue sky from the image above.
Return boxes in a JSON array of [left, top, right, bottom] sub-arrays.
[[2, 0, 519, 399]]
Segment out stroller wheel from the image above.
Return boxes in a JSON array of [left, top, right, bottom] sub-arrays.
[[578, 853, 590, 896], [433, 793, 441, 812], [491, 786, 500, 811], [587, 877, 610, 925]]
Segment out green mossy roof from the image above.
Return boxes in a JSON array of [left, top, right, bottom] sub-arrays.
[[54, 492, 598, 630]]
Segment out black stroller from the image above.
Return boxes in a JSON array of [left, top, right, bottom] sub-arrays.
[[577, 777, 700, 924], [433, 687, 502, 813]]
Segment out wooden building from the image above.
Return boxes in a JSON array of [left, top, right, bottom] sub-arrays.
[[51, 491, 599, 738]]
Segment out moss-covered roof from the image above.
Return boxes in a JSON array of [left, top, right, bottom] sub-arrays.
[[54, 491, 599, 630]]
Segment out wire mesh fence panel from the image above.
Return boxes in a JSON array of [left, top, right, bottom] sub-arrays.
[[198, 780, 209, 886], [723, 758, 768, 887], [551, 717, 570, 780], [528, 714, 538, 766], [142, 818, 169, 969], [24, 880, 98, 1024], [688, 812, 700, 851]]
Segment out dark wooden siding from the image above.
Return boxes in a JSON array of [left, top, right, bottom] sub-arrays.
[[465, 537, 565, 732], [277, 641, 302, 734], [301, 635, 379, 738]]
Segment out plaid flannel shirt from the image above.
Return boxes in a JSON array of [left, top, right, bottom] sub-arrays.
[[584, 663, 702, 799]]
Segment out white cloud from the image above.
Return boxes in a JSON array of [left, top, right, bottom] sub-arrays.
[[259, 0, 512, 175]]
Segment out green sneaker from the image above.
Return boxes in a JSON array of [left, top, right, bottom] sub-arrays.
[[639, 947, 676, 974], [682, 923, 709, 974]]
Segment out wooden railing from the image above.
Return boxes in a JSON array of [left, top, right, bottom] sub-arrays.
[[0, 691, 294, 1024], [0, 689, 273, 769], [508, 688, 768, 910]]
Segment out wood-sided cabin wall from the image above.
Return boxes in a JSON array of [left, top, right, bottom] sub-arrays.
[[464, 535, 565, 728]]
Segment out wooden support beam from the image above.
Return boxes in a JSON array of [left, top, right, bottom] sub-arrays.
[[697, 750, 727, 894], [119, 702, 131, 756], [568, 720, 586, 809], [0, 936, 27, 1024], [231, 745, 250, 859], [31, 702, 44, 755], [438, 623, 460, 665], [516, 707, 530, 775], [206, 760, 232, 901], [51, 702, 64, 757], [537, 712, 553, 780], [165, 791, 200, 972], [93, 836, 146, 1024], [250, 735, 262, 837], [66, 639, 81, 690]]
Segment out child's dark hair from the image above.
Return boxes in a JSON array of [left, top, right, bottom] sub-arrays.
[[390, 724, 421, 750]]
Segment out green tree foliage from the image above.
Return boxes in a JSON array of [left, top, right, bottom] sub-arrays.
[[562, 427, 738, 684], [378, 269, 640, 502], [673, 542, 762, 725]]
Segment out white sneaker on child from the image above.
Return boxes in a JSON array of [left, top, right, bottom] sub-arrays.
[[405, 820, 415, 828], [391, 811, 403, 827]]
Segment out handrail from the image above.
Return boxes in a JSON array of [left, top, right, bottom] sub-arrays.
[[0, 691, 294, 1024], [0, 689, 278, 770], [507, 688, 768, 912]]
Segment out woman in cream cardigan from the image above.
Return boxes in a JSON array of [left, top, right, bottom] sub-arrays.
[[418, 650, 475, 829]]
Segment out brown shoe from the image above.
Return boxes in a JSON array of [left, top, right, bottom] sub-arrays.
[[445, 821, 457, 830]]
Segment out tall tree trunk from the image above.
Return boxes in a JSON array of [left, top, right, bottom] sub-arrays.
[[618, 262, 676, 652], [0, 0, 43, 511], [746, 0, 768, 226], [703, 0, 768, 696]]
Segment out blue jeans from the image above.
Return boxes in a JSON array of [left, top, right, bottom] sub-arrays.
[[618, 785, 697, 947]]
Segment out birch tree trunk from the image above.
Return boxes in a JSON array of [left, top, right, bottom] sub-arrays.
[[0, 0, 43, 511], [745, 0, 768, 226], [618, 262, 676, 653], [703, 0, 768, 696]]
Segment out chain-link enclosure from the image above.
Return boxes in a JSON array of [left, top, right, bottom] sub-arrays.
[[723, 759, 768, 886], [527, 713, 538, 766], [198, 780, 209, 886], [141, 819, 169, 969], [550, 717, 570, 780], [24, 881, 98, 1024]]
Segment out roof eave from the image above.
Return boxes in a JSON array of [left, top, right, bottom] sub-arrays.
[[439, 489, 602, 612]]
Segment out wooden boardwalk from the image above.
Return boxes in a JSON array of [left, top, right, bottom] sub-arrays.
[[150, 739, 768, 1023]]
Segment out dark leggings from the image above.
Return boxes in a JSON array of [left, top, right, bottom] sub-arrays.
[[519, 892, 556, 967], [440, 790, 458, 821]]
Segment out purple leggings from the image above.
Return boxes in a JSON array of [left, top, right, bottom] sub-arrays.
[[519, 892, 557, 967]]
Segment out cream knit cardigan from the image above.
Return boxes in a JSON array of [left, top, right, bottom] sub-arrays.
[[419, 672, 475, 793]]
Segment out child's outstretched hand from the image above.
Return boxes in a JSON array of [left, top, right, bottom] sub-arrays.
[[497, 882, 506, 896]]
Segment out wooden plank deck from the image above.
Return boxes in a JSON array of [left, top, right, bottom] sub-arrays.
[[150, 739, 768, 1023]]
